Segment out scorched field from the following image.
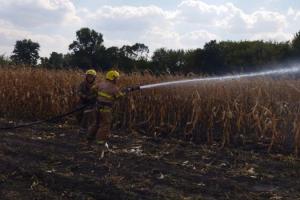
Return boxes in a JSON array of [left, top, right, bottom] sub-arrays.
[[0, 67, 300, 200]]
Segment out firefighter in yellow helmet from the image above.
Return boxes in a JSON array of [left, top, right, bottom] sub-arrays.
[[77, 69, 98, 136], [88, 70, 139, 144]]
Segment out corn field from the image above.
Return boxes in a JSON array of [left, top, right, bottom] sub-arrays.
[[1, 66, 300, 155]]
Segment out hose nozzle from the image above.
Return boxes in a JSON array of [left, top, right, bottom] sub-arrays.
[[123, 85, 141, 93]]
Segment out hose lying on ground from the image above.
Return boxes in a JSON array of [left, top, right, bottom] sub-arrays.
[[0, 104, 90, 131], [0, 86, 142, 131]]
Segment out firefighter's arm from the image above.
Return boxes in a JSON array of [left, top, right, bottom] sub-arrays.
[[86, 85, 98, 100], [115, 90, 126, 99], [121, 85, 141, 94], [113, 85, 140, 99], [77, 84, 87, 99]]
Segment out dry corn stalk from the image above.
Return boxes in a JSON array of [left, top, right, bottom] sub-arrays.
[[0, 66, 299, 155]]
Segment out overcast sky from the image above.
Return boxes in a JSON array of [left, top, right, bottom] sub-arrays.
[[1, 0, 300, 57]]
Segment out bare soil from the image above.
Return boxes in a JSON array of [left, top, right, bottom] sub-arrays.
[[0, 121, 300, 200]]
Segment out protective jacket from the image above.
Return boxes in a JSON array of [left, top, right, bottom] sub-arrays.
[[96, 80, 124, 112], [78, 81, 97, 105]]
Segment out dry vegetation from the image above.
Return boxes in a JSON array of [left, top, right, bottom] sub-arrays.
[[1, 66, 300, 155]]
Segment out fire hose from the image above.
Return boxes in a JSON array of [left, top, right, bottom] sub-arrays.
[[0, 104, 90, 130]]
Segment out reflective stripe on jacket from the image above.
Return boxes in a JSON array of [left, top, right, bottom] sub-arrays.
[[96, 80, 124, 111]]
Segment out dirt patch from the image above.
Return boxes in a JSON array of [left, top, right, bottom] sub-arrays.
[[0, 122, 300, 200]]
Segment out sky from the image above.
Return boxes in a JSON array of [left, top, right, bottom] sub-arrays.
[[1, 0, 300, 57]]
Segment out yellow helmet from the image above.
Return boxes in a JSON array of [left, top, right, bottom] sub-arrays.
[[85, 69, 97, 76], [106, 70, 120, 81]]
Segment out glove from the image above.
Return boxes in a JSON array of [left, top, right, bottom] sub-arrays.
[[122, 87, 132, 94], [123, 86, 140, 93]]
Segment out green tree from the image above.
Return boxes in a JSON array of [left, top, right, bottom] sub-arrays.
[[184, 49, 203, 74], [291, 31, 300, 57], [120, 45, 135, 58], [49, 52, 64, 68], [201, 40, 225, 74], [62, 53, 73, 68], [11, 39, 40, 65], [40, 57, 49, 67], [117, 45, 135, 72], [104, 47, 120, 69], [151, 48, 186, 73], [151, 48, 169, 73], [69, 28, 105, 69], [131, 43, 149, 60], [0, 54, 11, 66]]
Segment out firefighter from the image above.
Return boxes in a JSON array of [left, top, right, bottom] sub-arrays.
[[88, 70, 139, 144], [77, 69, 98, 136]]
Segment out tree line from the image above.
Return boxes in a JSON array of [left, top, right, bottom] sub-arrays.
[[1, 27, 300, 74]]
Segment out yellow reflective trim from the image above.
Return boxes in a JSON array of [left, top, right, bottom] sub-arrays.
[[100, 108, 112, 113], [98, 91, 113, 100], [116, 92, 125, 98]]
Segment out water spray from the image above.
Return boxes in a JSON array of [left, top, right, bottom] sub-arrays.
[[138, 66, 300, 90]]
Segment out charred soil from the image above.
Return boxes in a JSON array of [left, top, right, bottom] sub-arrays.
[[0, 121, 300, 200]]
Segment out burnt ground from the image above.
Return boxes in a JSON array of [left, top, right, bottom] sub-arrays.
[[0, 121, 300, 200]]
